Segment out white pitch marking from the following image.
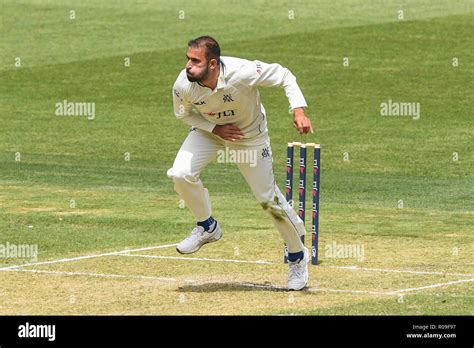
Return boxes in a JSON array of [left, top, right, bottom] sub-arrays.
[[118, 254, 273, 265], [4, 269, 472, 296], [3, 268, 179, 282], [385, 278, 474, 295], [307, 287, 389, 295], [2, 240, 473, 289], [0, 243, 178, 271], [326, 265, 474, 277]]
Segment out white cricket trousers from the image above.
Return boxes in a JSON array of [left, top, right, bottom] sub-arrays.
[[166, 128, 306, 254]]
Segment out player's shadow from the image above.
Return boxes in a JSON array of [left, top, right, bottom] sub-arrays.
[[177, 282, 295, 293]]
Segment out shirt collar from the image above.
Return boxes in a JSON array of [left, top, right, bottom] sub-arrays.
[[216, 60, 226, 89], [195, 60, 226, 91]]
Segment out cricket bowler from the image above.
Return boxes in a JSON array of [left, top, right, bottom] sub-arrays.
[[167, 36, 314, 290]]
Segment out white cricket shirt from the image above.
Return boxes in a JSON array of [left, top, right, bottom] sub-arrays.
[[172, 56, 307, 143]]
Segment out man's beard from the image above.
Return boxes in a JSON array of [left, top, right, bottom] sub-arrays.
[[186, 64, 209, 83]]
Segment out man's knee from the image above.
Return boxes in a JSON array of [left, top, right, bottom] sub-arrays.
[[167, 168, 199, 184]]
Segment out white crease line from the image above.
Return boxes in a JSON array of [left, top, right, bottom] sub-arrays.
[[385, 278, 474, 295], [307, 287, 389, 295], [325, 265, 474, 278], [0, 243, 178, 271], [3, 268, 179, 282], [2, 241, 472, 283], [5, 269, 473, 296], [118, 254, 273, 265]]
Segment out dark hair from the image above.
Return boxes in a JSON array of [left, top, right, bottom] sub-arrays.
[[188, 36, 220, 63]]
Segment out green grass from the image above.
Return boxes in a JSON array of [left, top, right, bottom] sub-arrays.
[[0, 0, 473, 315]]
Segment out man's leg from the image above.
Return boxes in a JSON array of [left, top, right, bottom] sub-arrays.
[[233, 140, 309, 290], [167, 128, 224, 253]]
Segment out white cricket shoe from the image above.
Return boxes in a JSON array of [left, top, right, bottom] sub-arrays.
[[287, 247, 309, 291], [176, 222, 222, 254]]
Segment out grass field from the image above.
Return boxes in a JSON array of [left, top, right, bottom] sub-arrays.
[[0, 0, 473, 315]]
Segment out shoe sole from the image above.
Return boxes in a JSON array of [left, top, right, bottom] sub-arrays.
[[176, 225, 222, 255]]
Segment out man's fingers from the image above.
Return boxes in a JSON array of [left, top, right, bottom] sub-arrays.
[[224, 130, 241, 136], [303, 123, 311, 133], [226, 131, 244, 138], [304, 119, 313, 134], [226, 126, 244, 136], [225, 128, 241, 134], [225, 132, 244, 141], [215, 124, 244, 141], [299, 121, 306, 134], [294, 118, 313, 135], [292, 113, 315, 135]]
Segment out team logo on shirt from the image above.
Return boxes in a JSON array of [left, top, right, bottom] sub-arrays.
[[222, 94, 234, 103], [174, 89, 183, 102], [255, 61, 262, 75], [205, 109, 235, 119], [262, 146, 271, 159]]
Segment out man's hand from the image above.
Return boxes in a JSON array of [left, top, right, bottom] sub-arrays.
[[293, 107, 314, 135], [212, 124, 244, 141]]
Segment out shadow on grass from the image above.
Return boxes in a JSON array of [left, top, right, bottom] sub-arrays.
[[177, 282, 312, 293]]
